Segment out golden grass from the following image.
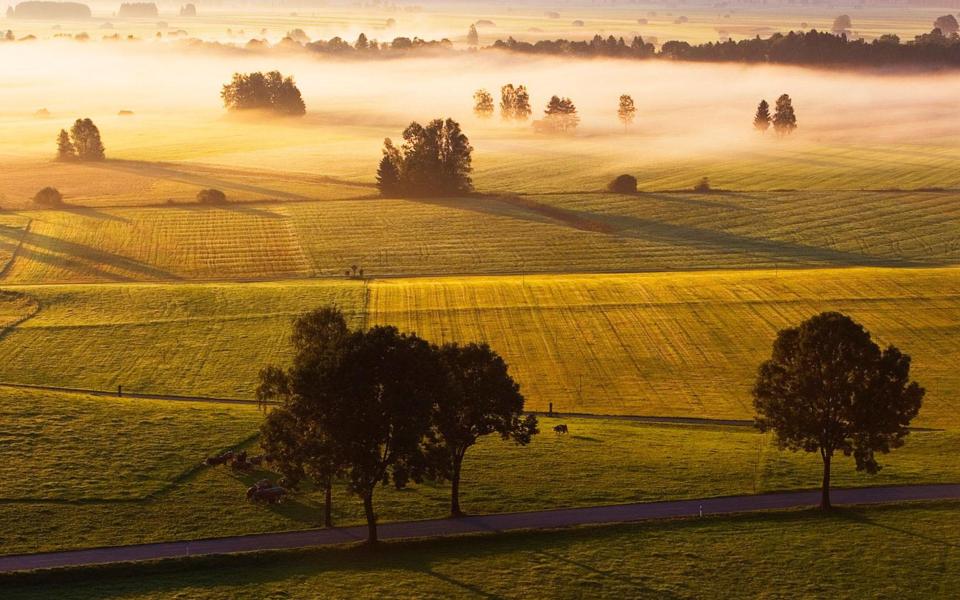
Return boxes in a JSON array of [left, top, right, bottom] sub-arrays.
[[0, 267, 957, 427], [1, 188, 958, 283]]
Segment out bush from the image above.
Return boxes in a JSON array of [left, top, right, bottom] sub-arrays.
[[608, 174, 637, 194], [693, 177, 712, 193], [33, 187, 63, 207], [196, 189, 227, 204]]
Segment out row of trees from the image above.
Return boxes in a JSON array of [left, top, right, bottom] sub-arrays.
[[753, 94, 797, 136], [376, 118, 473, 197], [256, 308, 538, 543], [56, 118, 105, 161], [221, 71, 306, 116]]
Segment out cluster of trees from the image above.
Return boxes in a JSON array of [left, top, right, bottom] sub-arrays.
[[221, 71, 306, 116], [257, 307, 539, 542], [754, 312, 924, 509], [56, 118, 105, 161], [376, 119, 473, 197], [491, 27, 960, 66], [297, 33, 452, 55], [536, 96, 580, 134], [753, 94, 797, 136], [498, 84, 532, 121]]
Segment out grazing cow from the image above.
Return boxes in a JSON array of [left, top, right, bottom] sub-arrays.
[[554, 424, 569, 434]]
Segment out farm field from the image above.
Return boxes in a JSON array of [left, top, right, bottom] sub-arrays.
[[1, 188, 959, 282], [0, 267, 958, 426], [4, 501, 958, 599], [1, 387, 958, 556]]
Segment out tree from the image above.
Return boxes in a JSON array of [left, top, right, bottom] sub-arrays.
[[196, 188, 227, 204], [473, 89, 494, 118], [933, 15, 959, 36], [832, 15, 852, 34], [376, 138, 402, 196], [772, 94, 797, 136], [33, 187, 63, 207], [753, 100, 771, 133], [221, 71, 306, 116], [427, 343, 538, 516], [617, 94, 636, 130], [355, 32, 369, 50], [324, 326, 450, 543], [69, 118, 105, 161], [467, 24, 479, 47], [753, 312, 924, 510], [608, 174, 637, 194], [500, 84, 531, 121], [257, 307, 351, 528], [540, 95, 579, 133], [376, 119, 473, 197], [56, 129, 76, 161]]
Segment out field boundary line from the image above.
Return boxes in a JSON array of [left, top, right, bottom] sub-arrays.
[[0, 382, 267, 406], [0, 484, 957, 574]]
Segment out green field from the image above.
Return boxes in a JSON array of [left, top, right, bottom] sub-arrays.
[[0, 267, 957, 426], [5, 501, 958, 599], [2, 387, 958, 556], [0, 188, 959, 282]]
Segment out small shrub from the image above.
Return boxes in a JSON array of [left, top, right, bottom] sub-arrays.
[[33, 187, 63, 207], [608, 174, 638, 194], [693, 177, 712, 193], [196, 188, 227, 204]]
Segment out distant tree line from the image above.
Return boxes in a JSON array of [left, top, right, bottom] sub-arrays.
[[257, 307, 538, 543], [8, 1, 90, 19], [221, 71, 306, 116], [491, 27, 960, 67], [116, 2, 157, 18], [377, 118, 473, 197]]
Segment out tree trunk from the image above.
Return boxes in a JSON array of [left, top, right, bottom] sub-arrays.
[[323, 478, 333, 528], [450, 453, 464, 517], [820, 451, 832, 510], [363, 490, 377, 545]]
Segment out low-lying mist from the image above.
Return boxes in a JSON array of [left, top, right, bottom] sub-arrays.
[[2, 41, 959, 171]]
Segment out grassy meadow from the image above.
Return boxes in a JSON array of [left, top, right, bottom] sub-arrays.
[[4, 502, 959, 599], [0, 188, 958, 282], [0, 267, 957, 426], [1, 387, 959, 556]]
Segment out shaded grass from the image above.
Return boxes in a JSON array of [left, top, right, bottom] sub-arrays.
[[4, 501, 959, 599], [1, 388, 958, 556]]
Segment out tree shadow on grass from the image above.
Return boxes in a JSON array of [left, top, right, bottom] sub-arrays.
[[834, 506, 960, 550], [0, 225, 179, 281]]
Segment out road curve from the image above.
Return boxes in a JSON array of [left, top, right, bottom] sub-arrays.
[[1, 484, 957, 574]]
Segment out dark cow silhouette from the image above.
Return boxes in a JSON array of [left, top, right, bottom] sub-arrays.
[[554, 424, 569, 434]]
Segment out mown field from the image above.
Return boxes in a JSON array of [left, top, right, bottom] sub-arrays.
[[1, 387, 959, 556], [5, 502, 959, 599], [1, 187, 959, 282], [0, 267, 957, 426]]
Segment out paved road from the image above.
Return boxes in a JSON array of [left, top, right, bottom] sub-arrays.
[[1, 484, 957, 574]]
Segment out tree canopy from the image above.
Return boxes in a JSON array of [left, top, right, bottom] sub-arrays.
[[68, 118, 105, 161], [538, 95, 579, 134], [772, 94, 797, 136], [500, 84, 532, 121], [753, 99, 771, 133], [473, 89, 494, 118], [221, 71, 306, 116], [617, 94, 636, 129], [376, 119, 473, 197], [753, 312, 924, 509]]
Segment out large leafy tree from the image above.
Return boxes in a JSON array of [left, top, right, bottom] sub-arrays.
[[772, 93, 797, 136], [69, 118, 105, 161], [256, 308, 350, 527], [473, 89, 494, 118], [321, 325, 451, 543], [56, 128, 76, 161], [427, 343, 539, 516], [753, 312, 924, 509], [541, 95, 579, 133]]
